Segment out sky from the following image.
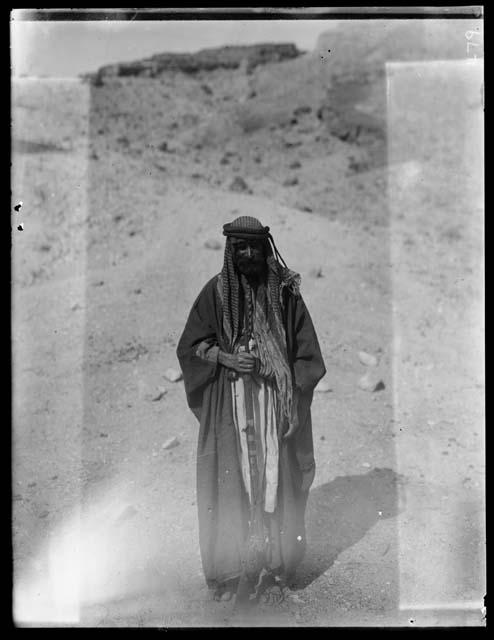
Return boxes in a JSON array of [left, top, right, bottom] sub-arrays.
[[10, 17, 339, 78]]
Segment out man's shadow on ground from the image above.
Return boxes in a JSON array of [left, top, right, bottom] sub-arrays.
[[292, 467, 403, 591]]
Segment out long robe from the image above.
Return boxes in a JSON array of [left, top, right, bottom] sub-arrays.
[[177, 274, 326, 588]]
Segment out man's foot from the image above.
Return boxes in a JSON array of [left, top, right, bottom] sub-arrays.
[[256, 571, 286, 605], [260, 583, 285, 606], [213, 578, 239, 602]]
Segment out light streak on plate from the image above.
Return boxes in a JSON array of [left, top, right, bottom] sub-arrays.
[[13, 482, 173, 626]]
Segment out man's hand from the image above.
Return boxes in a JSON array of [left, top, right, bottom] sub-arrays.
[[282, 413, 299, 440], [219, 351, 257, 374], [282, 390, 300, 440]]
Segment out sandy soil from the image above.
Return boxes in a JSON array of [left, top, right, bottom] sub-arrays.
[[11, 30, 484, 628]]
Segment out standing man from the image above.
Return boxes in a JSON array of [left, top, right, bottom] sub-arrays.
[[177, 216, 326, 604]]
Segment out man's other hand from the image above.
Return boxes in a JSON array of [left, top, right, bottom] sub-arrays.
[[219, 351, 257, 374]]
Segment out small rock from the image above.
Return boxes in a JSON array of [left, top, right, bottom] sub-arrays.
[[134, 288, 142, 295], [39, 511, 49, 519], [320, 435, 326, 441], [115, 505, 138, 523], [99, 432, 108, 438], [315, 380, 332, 393], [283, 177, 299, 187], [309, 267, 323, 278], [204, 239, 222, 250], [289, 160, 302, 169], [362, 462, 371, 468], [229, 176, 251, 194], [358, 351, 379, 367], [152, 387, 167, 402], [358, 373, 385, 392], [162, 437, 180, 450], [164, 368, 183, 382], [28, 482, 37, 488]]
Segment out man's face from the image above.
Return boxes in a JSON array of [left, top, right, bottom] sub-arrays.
[[231, 238, 266, 277]]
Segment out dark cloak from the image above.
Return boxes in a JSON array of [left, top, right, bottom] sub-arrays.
[[176, 274, 326, 588]]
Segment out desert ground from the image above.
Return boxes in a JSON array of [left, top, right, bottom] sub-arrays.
[[12, 19, 484, 627]]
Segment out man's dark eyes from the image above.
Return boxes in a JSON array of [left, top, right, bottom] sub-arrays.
[[237, 243, 261, 251]]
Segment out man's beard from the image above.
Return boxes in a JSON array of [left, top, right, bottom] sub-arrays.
[[234, 257, 265, 278]]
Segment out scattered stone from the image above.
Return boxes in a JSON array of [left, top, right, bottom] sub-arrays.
[[71, 303, 82, 311], [13, 494, 22, 501], [164, 368, 183, 382], [358, 373, 385, 392], [201, 83, 213, 95], [51, 475, 58, 481], [293, 105, 312, 117], [283, 177, 299, 187], [115, 505, 138, 523], [315, 380, 332, 393], [92, 280, 105, 287], [229, 176, 252, 194], [162, 437, 180, 450], [204, 239, 222, 250], [300, 205, 313, 213], [358, 351, 379, 367], [284, 139, 303, 148], [134, 288, 142, 295], [309, 267, 323, 278], [320, 435, 326, 441], [289, 160, 302, 169], [152, 387, 167, 402], [39, 511, 49, 518], [28, 482, 37, 488], [362, 462, 371, 468], [100, 432, 108, 438]]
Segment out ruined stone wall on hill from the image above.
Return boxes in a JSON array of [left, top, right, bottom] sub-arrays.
[[86, 43, 303, 83]]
